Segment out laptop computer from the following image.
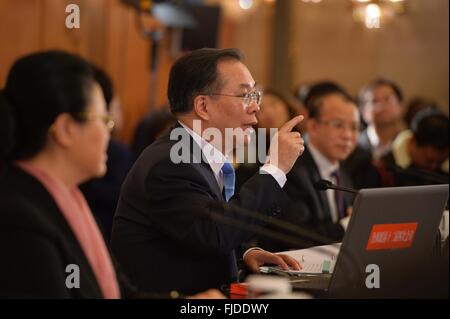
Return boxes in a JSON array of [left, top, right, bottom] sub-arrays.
[[289, 184, 449, 298]]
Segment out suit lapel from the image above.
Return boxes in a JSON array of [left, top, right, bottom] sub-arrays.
[[199, 160, 224, 201], [169, 123, 224, 201]]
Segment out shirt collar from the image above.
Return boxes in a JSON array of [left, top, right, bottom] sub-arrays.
[[392, 129, 413, 169], [308, 142, 339, 179], [178, 120, 229, 176], [366, 125, 380, 148], [367, 125, 393, 159]]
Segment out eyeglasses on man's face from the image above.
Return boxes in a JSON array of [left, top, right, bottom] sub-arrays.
[[76, 112, 115, 131], [205, 90, 263, 107], [316, 119, 360, 134]]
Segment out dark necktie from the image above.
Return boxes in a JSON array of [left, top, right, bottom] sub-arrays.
[[331, 170, 345, 219], [221, 162, 235, 202]]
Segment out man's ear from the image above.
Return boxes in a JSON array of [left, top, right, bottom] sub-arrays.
[[193, 95, 210, 121], [50, 113, 77, 148]]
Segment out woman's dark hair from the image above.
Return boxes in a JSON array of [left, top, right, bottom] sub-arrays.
[[167, 48, 243, 114], [92, 65, 114, 108], [0, 50, 96, 161]]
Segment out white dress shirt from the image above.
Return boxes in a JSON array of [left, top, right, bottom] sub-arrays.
[[367, 125, 392, 160]]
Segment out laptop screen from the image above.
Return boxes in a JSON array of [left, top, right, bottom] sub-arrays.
[[328, 184, 448, 298]]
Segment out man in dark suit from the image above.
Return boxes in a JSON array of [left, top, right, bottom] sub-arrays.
[[110, 48, 305, 295], [258, 82, 360, 252]]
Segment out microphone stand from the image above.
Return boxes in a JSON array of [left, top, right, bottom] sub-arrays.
[[314, 179, 359, 194], [206, 200, 336, 247]]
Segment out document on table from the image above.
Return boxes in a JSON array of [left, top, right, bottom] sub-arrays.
[[259, 243, 341, 275], [260, 260, 333, 275]]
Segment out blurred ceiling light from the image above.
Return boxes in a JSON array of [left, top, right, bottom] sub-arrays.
[[239, 0, 254, 10], [300, 0, 407, 28], [365, 3, 381, 28], [351, 0, 407, 28], [207, 0, 266, 20]]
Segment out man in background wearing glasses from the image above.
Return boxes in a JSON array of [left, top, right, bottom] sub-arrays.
[[257, 82, 360, 253], [111, 48, 305, 296]]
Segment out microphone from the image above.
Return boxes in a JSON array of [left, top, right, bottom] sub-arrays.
[[314, 179, 359, 194]]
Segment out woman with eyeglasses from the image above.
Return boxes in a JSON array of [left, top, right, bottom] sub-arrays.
[[79, 66, 134, 243], [0, 51, 120, 298], [0, 51, 225, 299]]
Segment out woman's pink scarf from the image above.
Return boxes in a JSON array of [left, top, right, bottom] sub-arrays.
[[16, 161, 120, 299]]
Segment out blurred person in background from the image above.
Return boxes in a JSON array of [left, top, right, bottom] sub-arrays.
[[257, 81, 360, 252], [375, 108, 449, 187], [130, 105, 176, 160], [358, 78, 405, 160], [344, 79, 408, 189], [404, 96, 439, 129]]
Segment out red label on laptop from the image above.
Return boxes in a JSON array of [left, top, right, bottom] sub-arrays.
[[366, 223, 418, 251]]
